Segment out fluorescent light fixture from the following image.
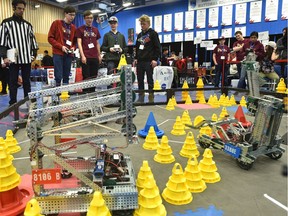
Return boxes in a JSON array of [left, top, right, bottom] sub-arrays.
[[123, 2, 132, 7], [91, 9, 101, 14], [56, 0, 68, 2], [34, 4, 40, 8]]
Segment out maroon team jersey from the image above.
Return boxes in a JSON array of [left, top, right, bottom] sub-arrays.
[[213, 45, 230, 64], [75, 25, 101, 58], [233, 38, 249, 61]]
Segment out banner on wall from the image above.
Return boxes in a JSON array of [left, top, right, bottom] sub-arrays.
[[188, 0, 258, 10], [47, 68, 76, 86]]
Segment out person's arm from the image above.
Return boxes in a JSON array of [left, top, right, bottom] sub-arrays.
[[213, 53, 217, 65], [271, 49, 279, 61], [96, 40, 101, 63], [77, 37, 86, 64], [100, 34, 110, 52]]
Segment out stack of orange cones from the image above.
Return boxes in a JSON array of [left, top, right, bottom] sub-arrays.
[[143, 126, 159, 150], [184, 156, 207, 193], [171, 116, 186, 136], [180, 132, 199, 158], [134, 176, 166, 216], [87, 191, 111, 216], [136, 161, 155, 192], [5, 130, 21, 154], [162, 163, 193, 205], [154, 136, 175, 164], [198, 149, 221, 183]]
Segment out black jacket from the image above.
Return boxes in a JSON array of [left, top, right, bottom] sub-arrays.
[[135, 28, 161, 62]]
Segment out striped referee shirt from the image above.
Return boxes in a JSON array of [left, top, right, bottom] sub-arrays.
[[0, 14, 38, 64]]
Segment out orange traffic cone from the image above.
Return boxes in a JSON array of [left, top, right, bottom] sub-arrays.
[[234, 105, 251, 127]]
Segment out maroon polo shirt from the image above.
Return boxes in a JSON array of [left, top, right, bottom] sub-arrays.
[[213, 45, 230, 64], [233, 38, 249, 61]]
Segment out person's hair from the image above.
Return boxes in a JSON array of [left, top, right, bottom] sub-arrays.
[[12, 0, 26, 9], [83, 10, 92, 18], [234, 31, 242, 36], [139, 14, 150, 25], [282, 27, 288, 33], [64, 6, 76, 14], [265, 45, 274, 59], [162, 47, 168, 52], [250, 31, 258, 38], [44, 50, 48, 54]]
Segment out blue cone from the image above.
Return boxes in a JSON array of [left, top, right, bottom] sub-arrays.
[[138, 112, 164, 138]]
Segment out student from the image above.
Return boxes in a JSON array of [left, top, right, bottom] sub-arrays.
[[41, 50, 54, 69], [76, 10, 101, 92], [101, 16, 127, 75], [212, 36, 230, 87], [232, 31, 249, 78], [161, 47, 169, 66], [0, 0, 38, 106], [237, 31, 264, 89], [134, 14, 161, 102], [259, 41, 279, 84], [48, 6, 77, 86], [275, 27, 287, 77]]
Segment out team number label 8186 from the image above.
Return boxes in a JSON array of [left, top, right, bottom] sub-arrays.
[[32, 168, 62, 185]]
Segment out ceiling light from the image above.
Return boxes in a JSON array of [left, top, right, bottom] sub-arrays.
[[34, 4, 40, 8], [91, 9, 101, 14], [123, 1, 132, 7], [56, 0, 68, 2]]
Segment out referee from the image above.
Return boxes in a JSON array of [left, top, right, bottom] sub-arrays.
[[0, 0, 38, 106]]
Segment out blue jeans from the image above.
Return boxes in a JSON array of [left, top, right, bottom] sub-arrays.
[[53, 54, 72, 85], [237, 66, 247, 89]]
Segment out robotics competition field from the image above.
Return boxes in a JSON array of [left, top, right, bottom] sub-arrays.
[[1, 67, 287, 216]]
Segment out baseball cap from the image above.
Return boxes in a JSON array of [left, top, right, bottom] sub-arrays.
[[267, 41, 276, 49], [108, 16, 118, 23], [219, 36, 225, 40]]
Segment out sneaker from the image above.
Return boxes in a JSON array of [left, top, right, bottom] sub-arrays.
[[0, 92, 8, 96]]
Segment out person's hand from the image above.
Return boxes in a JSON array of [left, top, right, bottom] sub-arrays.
[[81, 56, 87, 64], [98, 55, 102, 63], [62, 46, 70, 53], [151, 60, 157, 68], [1, 63, 6, 68], [3, 58, 10, 65]]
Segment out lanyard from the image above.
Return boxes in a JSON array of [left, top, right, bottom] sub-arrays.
[[250, 42, 255, 49], [110, 31, 118, 44], [85, 26, 93, 42], [63, 21, 71, 39]]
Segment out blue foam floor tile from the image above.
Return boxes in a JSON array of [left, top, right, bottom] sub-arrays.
[[174, 205, 223, 216]]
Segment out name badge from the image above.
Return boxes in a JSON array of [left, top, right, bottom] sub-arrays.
[[66, 40, 72, 46], [139, 44, 144, 50], [221, 56, 225, 60], [88, 43, 95, 49]]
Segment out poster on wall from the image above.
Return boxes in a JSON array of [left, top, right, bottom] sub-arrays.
[[249, 1, 262, 23], [221, 5, 232, 26], [221, 28, 232, 38], [185, 32, 194, 41], [188, 0, 259, 10], [127, 28, 134, 45], [281, 0, 288, 19], [196, 9, 206, 28], [174, 12, 184, 31], [235, 3, 247, 24], [265, 0, 278, 21], [175, 33, 184, 42], [235, 26, 246, 36], [208, 7, 219, 27], [208, 30, 219, 39], [154, 15, 162, 33], [185, 11, 194, 30], [135, 18, 141, 34], [163, 34, 172, 43], [196, 31, 206, 40], [163, 14, 172, 32], [158, 34, 162, 43]]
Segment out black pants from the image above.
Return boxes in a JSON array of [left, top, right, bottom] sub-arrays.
[[81, 58, 99, 93], [9, 63, 31, 105], [136, 61, 154, 91], [0, 66, 9, 93], [214, 63, 229, 87]]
